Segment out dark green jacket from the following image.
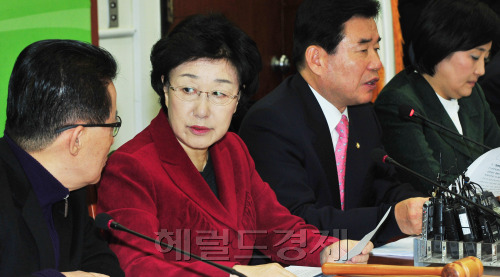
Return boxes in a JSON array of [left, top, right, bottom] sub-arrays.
[[374, 69, 500, 194]]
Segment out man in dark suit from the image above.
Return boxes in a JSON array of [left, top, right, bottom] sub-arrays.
[[0, 40, 124, 276], [239, 0, 427, 245]]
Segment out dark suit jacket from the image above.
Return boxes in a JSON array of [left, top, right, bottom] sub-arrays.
[[0, 138, 124, 277], [374, 69, 500, 194], [239, 73, 421, 245]]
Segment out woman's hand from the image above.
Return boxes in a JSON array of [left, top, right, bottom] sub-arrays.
[[320, 239, 373, 264], [232, 263, 297, 277]]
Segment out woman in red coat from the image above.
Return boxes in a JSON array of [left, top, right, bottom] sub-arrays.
[[97, 14, 372, 276]]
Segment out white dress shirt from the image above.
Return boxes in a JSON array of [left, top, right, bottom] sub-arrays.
[[436, 93, 463, 135], [309, 85, 349, 149]]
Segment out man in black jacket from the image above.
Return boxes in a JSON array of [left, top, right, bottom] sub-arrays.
[[240, 0, 427, 246], [0, 39, 124, 277]]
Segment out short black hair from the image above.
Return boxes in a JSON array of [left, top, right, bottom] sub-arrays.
[[410, 0, 500, 75], [293, 0, 380, 69], [6, 39, 117, 151], [150, 13, 262, 112]]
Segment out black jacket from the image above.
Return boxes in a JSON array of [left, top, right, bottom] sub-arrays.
[[0, 138, 124, 277], [239, 73, 422, 245]]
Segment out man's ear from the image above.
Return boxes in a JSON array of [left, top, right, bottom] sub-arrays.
[[304, 45, 326, 76], [69, 126, 84, 156]]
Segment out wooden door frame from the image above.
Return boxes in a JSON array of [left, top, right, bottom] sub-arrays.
[[91, 0, 99, 46]]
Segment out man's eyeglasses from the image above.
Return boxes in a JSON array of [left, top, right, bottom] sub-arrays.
[[168, 84, 240, 106], [55, 116, 122, 137]]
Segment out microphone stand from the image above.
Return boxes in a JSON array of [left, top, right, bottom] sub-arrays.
[[380, 152, 500, 220], [399, 105, 491, 151], [108, 220, 247, 277], [411, 113, 492, 151]]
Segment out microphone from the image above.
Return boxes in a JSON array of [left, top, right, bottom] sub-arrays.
[[95, 213, 247, 277], [398, 105, 491, 151], [370, 148, 500, 220], [370, 149, 439, 186]]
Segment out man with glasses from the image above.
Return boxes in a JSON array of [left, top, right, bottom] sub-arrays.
[[0, 39, 124, 276], [55, 115, 122, 138]]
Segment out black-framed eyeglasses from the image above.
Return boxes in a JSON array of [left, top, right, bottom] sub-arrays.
[[55, 115, 122, 137]]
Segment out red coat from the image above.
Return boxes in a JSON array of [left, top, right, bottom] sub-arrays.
[[97, 111, 337, 276]]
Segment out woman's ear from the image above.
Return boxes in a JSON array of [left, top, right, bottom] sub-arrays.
[[234, 85, 245, 114], [162, 75, 170, 108], [161, 75, 167, 93], [69, 126, 84, 156]]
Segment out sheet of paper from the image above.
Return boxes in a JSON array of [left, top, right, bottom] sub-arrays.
[[286, 208, 392, 276], [286, 217, 410, 277], [336, 207, 392, 263], [371, 236, 414, 257], [464, 147, 500, 195]]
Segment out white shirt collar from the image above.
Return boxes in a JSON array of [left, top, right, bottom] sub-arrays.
[[435, 93, 463, 135], [309, 85, 348, 149]]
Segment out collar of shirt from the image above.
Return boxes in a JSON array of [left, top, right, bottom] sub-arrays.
[[435, 93, 463, 135], [309, 85, 349, 150], [4, 135, 69, 207]]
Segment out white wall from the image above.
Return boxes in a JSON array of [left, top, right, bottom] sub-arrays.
[[376, 0, 396, 84], [97, 0, 161, 150]]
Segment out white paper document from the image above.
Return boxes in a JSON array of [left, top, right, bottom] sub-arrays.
[[465, 147, 500, 195], [336, 207, 392, 262], [371, 236, 414, 257], [286, 208, 392, 276]]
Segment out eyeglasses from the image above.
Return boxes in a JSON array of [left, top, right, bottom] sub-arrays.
[[55, 115, 122, 137], [168, 84, 240, 106]]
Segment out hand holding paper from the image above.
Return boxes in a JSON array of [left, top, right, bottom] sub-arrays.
[[321, 239, 373, 265], [290, 208, 392, 276], [321, 207, 392, 264]]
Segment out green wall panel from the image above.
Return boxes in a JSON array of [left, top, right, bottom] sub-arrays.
[[0, 0, 91, 135]]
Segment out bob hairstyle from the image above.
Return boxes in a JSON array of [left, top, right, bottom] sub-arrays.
[[410, 0, 499, 76], [150, 13, 262, 112], [293, 0, 380, 70]]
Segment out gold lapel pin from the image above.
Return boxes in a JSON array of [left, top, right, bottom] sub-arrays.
[[356, 142, 360, 149]]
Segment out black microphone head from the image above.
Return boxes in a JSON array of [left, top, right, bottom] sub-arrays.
[[371, 148, 388, 164], [95, 213, 113, 230], [398, 105, 415, 119]]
